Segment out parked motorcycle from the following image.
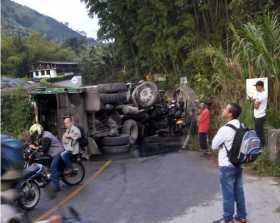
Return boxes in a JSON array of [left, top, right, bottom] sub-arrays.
[[168, 100, 186, 136]]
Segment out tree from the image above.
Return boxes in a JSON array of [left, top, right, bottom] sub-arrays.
[[1, 32, 77, 77], [62, 37, 87, 55], [80, 43, 121, 84]]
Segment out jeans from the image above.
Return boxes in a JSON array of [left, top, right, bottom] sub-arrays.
[[199, 133, 208, 151], [60, 150, 72, 169], [255, 116, 265, 146], [50, 154, 61, 191], [219, 166, 247, 222]]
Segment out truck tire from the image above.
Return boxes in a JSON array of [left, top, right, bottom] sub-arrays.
[[122, 119, 138, 145], [102, 144, 130, 154], [97, 83, 128, 93], [101, 135, 130, 146], [100, 92, 128, 104], [132, 81, 159, 108], [137, 123, 145, 142]]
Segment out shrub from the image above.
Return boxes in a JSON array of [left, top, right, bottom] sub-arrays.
[[1, 88, 34, 137], [248, 149, 280, 177], [46, 74, 74, 83]]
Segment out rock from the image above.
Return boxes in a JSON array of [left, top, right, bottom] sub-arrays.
[[267, 128, 280, 162]]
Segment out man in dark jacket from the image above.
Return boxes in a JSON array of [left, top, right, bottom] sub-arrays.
[[29, 124, 64, 196]]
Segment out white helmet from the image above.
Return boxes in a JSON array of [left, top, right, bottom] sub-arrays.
[[29, 123, 43, 136]]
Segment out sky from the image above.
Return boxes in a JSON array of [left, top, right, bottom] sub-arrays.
[[13, 0, 99, 39]]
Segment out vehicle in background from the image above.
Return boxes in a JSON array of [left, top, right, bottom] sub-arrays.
[[31, 81, 196, 154]]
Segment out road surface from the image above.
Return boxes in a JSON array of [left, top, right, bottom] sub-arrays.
[[30, 151, 280, 223]]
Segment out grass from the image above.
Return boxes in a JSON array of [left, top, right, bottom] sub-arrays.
[[247, 149, 280, 177]]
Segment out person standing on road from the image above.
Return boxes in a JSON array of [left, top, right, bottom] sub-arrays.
[[197, 102, 210, 156], [250, 80, 267, 146], [211, 103, 247, 223], [61, 116, 81, 173]]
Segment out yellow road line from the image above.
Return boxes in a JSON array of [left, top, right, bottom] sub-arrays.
[[34, 160, 112, 222]]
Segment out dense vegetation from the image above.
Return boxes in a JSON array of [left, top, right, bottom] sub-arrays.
[[1, 33, 77, 77], [1, 0, 94, 43], [1, 88, 33, 137], [82, 0, 280, 129]]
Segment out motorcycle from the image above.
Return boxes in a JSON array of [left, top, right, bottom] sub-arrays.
[[168, 100, 186, 136], [24, 147, 86, 188], [17, 163, 43, 210]]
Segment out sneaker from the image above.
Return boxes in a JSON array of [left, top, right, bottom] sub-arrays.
[[234, 216, 247, 223], [212, 218, 234, 223]]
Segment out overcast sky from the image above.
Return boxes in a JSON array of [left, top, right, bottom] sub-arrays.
[[13, 0, 99, 39]]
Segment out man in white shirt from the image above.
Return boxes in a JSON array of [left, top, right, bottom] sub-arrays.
[[212, 103, 247, 223], [61, 116, 81, 173], [251, 80, 267, 146]]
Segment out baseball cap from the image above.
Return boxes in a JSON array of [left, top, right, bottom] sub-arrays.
[[254, 80, 264, 87]]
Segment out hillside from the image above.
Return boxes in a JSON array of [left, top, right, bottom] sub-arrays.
[[1, 0, 96, 44]]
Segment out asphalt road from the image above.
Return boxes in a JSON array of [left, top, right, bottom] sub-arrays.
[[29, 150, 218, 222], [29, 150, 280, 223]]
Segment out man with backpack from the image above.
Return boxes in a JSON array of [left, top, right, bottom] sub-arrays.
[[211, 103, 247, 223]]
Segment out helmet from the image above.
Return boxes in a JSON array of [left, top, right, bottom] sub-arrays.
[[1, 134, 24, 182], [29, 123, 43, 136]]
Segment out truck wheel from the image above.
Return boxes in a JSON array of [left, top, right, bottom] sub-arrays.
[[101, 135, 130, 146], [132, 81, 159, 108], [98, 83, 128, 93], [100, 92, 128, 104], [102, 144, 130, 154], [122, 119, 138, 144]]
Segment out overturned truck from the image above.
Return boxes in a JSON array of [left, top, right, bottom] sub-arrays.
[[31, 81, 193, 154]]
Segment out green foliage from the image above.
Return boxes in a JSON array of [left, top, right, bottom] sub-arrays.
[[62, 38, 88, 55], [83, 0, 206, 79], [266, 107, 280, 128], [39, 79, 53, 88], [1, 33, 77, 77], [1, 0, 87, 43], [46, 75, 74, 83], [80, 44, 121, 84], [193, 14, 280, 130], [239, 100, 255, 128], [82, 0, 279, 81], [231, 14, 280, 79], [248, 149, 280, 177], [1, 88, 33, 137]]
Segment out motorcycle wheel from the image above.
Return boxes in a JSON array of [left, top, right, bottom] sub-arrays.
[[18, 181, 40, 210], [61, 161, 85, 186]]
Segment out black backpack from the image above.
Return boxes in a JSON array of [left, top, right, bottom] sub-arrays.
[[77, 126, 89, 148], [224, 123, 261, 167]]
